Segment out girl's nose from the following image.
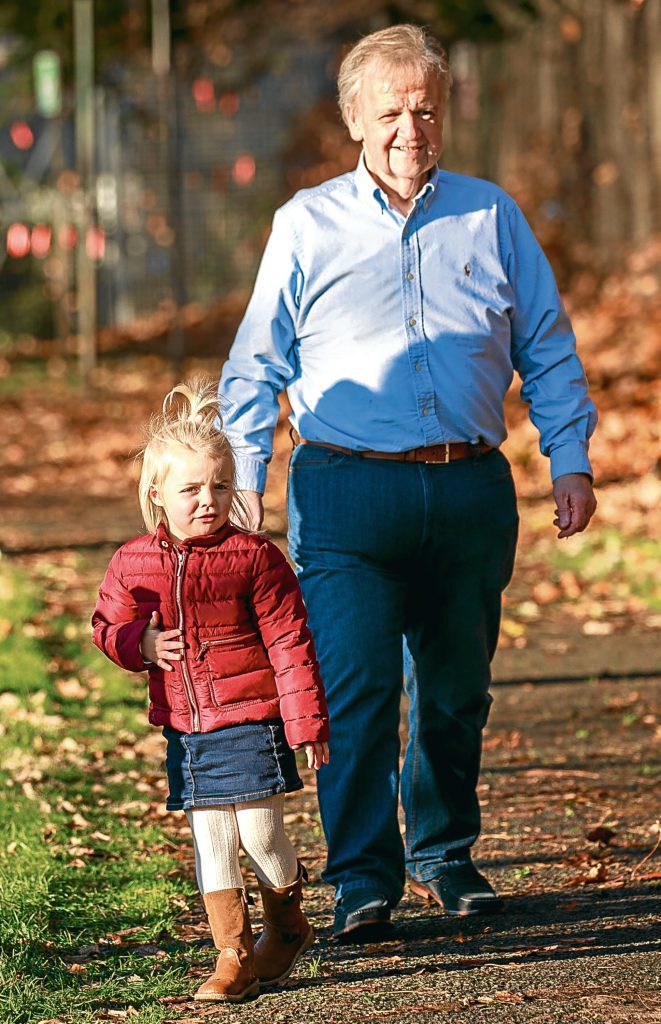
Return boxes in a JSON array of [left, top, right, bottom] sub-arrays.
[[199, 487, 215, 508]]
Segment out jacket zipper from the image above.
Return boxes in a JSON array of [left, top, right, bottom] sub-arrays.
[[195, 632, 255, 661], [175, 548, 200, 732]]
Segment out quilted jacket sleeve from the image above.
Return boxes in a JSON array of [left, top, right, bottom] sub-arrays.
[[250, 539, 329, 748], [91, 551, 151, 673]]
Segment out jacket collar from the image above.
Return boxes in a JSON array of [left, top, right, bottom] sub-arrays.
[[155, 521, 235, 551]]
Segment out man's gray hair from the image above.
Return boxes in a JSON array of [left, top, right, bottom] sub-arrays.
[[338, 24, 453, 125]]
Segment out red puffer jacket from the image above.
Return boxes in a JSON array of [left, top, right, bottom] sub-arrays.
[[92, 523, 329, 747]]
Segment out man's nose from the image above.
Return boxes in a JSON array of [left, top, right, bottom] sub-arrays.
[[396, 110, 419, 138]]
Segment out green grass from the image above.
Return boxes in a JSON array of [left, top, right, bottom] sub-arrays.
[[0, 560, 199, 1024]]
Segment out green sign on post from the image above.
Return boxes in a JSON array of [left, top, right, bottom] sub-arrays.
[[33, 50, 62, 118]]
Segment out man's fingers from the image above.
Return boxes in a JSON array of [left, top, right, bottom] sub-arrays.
[[555, 496, 595, 538], [554, 506, 572, 527], [552, 473, 596, 540]]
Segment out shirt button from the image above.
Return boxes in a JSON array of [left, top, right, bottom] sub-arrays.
[[407, 272, 414, 280], [422, 407, 430, 417], [409, 318, 417, 327], [415, 363, 421, 371]]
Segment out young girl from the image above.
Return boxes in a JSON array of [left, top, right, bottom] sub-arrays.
[[92, 379, 329, 1003]]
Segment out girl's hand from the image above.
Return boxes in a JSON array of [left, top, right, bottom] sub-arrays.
[[140, 611, 184, 671], [300, 742, 330, 771]]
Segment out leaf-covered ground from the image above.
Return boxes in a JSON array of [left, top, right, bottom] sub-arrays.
[[0, 553, 658, 1024]]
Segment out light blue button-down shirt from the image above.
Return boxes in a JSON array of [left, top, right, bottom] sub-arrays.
[[220, 157, 596, 492]]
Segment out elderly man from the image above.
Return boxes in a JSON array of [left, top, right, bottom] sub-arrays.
[[219, 24, 597, 942]]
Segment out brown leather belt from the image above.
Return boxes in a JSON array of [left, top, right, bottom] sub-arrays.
[[295, 435, 493, 464]]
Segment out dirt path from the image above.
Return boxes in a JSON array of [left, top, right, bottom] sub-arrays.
[[168, 673, 660, 1024], [12, 542, 660, 1024]]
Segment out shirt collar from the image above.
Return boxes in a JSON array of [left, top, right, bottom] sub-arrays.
[[354, 153, 440, 211]]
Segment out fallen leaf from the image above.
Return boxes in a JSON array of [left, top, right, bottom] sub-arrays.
[[494, 991, 525, 1003], [55, 677, 88, 700], [582, 620, 615, 636], [586, 826, 616, 845], [532, 580, 561, 604]]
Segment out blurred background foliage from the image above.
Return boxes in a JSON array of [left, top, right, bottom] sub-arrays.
[[0, 0, 658, 349]]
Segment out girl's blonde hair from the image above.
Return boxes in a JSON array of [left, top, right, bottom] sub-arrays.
[[138, 377, 250, 534]]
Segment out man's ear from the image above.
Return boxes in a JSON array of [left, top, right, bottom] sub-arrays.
[[345, 105, 364, 143], [150, 485, 164, 508]]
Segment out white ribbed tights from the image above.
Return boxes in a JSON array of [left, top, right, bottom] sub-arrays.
[[185, 794, 299, 894]]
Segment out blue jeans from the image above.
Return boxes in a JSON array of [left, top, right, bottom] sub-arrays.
[[287, 444, 518, 906]]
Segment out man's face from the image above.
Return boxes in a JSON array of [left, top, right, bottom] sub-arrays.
[[346, 62, 445, 203]]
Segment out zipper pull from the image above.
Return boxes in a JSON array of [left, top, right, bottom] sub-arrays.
[[195, 643, 207, 662]]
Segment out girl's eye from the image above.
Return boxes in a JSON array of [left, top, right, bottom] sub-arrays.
[[215, 483, 229, 491]]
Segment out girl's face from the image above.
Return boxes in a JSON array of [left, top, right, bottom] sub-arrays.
[[150, 447, 233, 543]]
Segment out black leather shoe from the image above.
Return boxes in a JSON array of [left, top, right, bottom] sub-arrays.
[[409, 864, 504, 916], [333, 891, 395, 944]]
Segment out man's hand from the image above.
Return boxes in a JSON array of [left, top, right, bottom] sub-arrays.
[[293, 742, 330, 771], [552, 473, 597, 539], [140, 611, 184, 671], [238, 490, 264, 531]]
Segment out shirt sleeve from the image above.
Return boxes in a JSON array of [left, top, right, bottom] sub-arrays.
[[501, 198, 597, 480], [219, 208, 303, 493]]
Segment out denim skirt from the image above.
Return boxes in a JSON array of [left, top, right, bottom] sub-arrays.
[[163, 718, 302, 811]]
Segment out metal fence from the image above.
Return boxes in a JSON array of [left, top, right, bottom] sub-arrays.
[[0, 39, 336, 342]]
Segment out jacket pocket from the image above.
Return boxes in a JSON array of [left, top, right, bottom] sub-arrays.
[[194, 629, 273, 706], [208, 667, 279, 709], [194, 630, 259, 660]]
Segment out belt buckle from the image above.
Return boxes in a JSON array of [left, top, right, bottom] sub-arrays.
[[424, 443, 451, 464]]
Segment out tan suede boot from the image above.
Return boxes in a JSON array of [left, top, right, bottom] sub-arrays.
[[194, 888, 259, 1002], [254, 863, 315, 986]]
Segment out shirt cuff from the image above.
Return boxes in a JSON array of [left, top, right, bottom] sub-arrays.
[[234, 457, 267, 493], [549, 441, 593, 482]]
